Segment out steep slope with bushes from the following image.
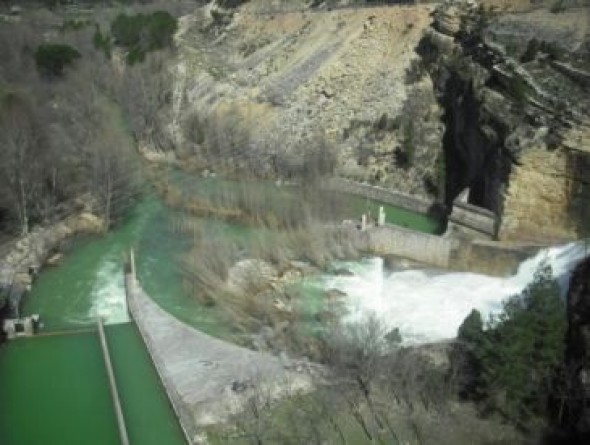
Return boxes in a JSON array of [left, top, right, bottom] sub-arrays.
[[172, 1, 446, 197]]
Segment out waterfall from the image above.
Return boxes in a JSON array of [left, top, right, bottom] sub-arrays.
[[89, 258, 130, 325], [324, 241, 589, 345]]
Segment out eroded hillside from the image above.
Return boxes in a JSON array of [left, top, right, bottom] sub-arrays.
[[173, 2, 445, 198], [169, 0, 590, 242]]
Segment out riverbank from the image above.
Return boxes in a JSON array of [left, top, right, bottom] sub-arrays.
[[0, 211, 104, 318]]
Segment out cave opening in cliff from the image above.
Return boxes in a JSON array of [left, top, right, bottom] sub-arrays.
[[439, 72, 512, 217]]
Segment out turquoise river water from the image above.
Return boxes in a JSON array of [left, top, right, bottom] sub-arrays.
[[0, 175, 440, 444]]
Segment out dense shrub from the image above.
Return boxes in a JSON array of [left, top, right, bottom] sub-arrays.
[[34, 43, 81, 78], [520, 38, 562, 63], [455, 264, 566, 426], [550, 0, 567, 13], [59, 19, 92, 33], [216, 0, 250, 7], [111, 11, 177, 64], [400, 120, 416, 168], [93, 25, 112, 58]]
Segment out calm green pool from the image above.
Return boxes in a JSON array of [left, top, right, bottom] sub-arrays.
[[0, 324, 187, 445], [4, 173, 441, 445], [21, 197, 229, 337], [106, 323, 186, 445], [0, 332, 120, 445]]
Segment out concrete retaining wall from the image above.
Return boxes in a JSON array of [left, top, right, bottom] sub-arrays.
[[351, 223, 542, 276], [125, 274, 195, 445], [323, 178, 435, 215], [362, 224, 453, 268], [447, 202, 497, 238], [449, 239, 541, 276]]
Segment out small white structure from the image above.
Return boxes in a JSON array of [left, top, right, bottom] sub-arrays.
[[3, 315, 39, 339], [361, 214, 367, 231], [378, 206, 386, 226]]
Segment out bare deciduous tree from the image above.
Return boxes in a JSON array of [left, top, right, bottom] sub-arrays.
[[0, 91, 44, 234]]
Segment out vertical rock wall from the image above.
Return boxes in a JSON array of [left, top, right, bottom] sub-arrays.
[[422, 1, 590, 242], [499, 147, 590, 242]]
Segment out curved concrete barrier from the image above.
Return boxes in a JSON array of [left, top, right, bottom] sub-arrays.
[[124, 260, 318, 443]]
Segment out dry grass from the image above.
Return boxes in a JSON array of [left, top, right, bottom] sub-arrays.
[[178, 213, 362, 332], [153, 165, 367, 333]]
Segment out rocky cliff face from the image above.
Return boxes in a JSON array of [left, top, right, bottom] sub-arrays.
[[420, 0, 590, 242], [172, 2, 445, 198], [170, 0, 589, 242]]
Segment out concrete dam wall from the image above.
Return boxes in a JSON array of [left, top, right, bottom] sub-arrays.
[[360, 224, 453, 268]]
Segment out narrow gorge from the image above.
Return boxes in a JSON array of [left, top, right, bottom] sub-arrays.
[[1, 1, 589, 444]]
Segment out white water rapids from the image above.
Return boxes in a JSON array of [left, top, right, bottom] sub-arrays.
[[322, 241, 589, 345], [88, 257, 129, 325]]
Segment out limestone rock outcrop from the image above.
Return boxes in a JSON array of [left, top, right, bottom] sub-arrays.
[[172, 3, 444, 198], [421, 0, 590, 242], [170, 0, 589, 242]]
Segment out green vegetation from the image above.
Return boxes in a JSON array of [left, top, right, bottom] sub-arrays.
[[111, 11, 177, 64], [455, 264, 566, 426], [520, 38, 562, 63], [550, 0, 567, 13], [395, 120, 416, 170], [34, 43, 81, 78], [0, 12, 152, 235], [93, 25, 112, 58], [59, 19, 92, 33], [216, 0, 251, 7], [510, 76, 532, 108]]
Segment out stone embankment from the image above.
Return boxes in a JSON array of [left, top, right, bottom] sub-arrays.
[[319, 175, 541, 275], [0, 212, 104, 314], [446, 201, 497, 239]]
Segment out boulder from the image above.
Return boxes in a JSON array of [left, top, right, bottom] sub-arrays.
[[226, 259, 278, 292]]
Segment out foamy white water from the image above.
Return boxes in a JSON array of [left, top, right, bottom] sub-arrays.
[[324, 241, 589, 345], [89, 258, 130, 325]]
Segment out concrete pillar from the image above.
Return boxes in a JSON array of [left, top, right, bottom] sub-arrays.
[[456, 187, 470, 204], [378, 206, 385, 226], [23, 318, 33, 336], [3, 320, 15, 339]]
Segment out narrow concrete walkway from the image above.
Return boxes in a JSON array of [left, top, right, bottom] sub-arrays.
[[125, 274, 316, 443], [97, 318, 130, 445]]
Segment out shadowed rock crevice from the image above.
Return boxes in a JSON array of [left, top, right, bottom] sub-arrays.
[[417, 1, 590, 241]]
